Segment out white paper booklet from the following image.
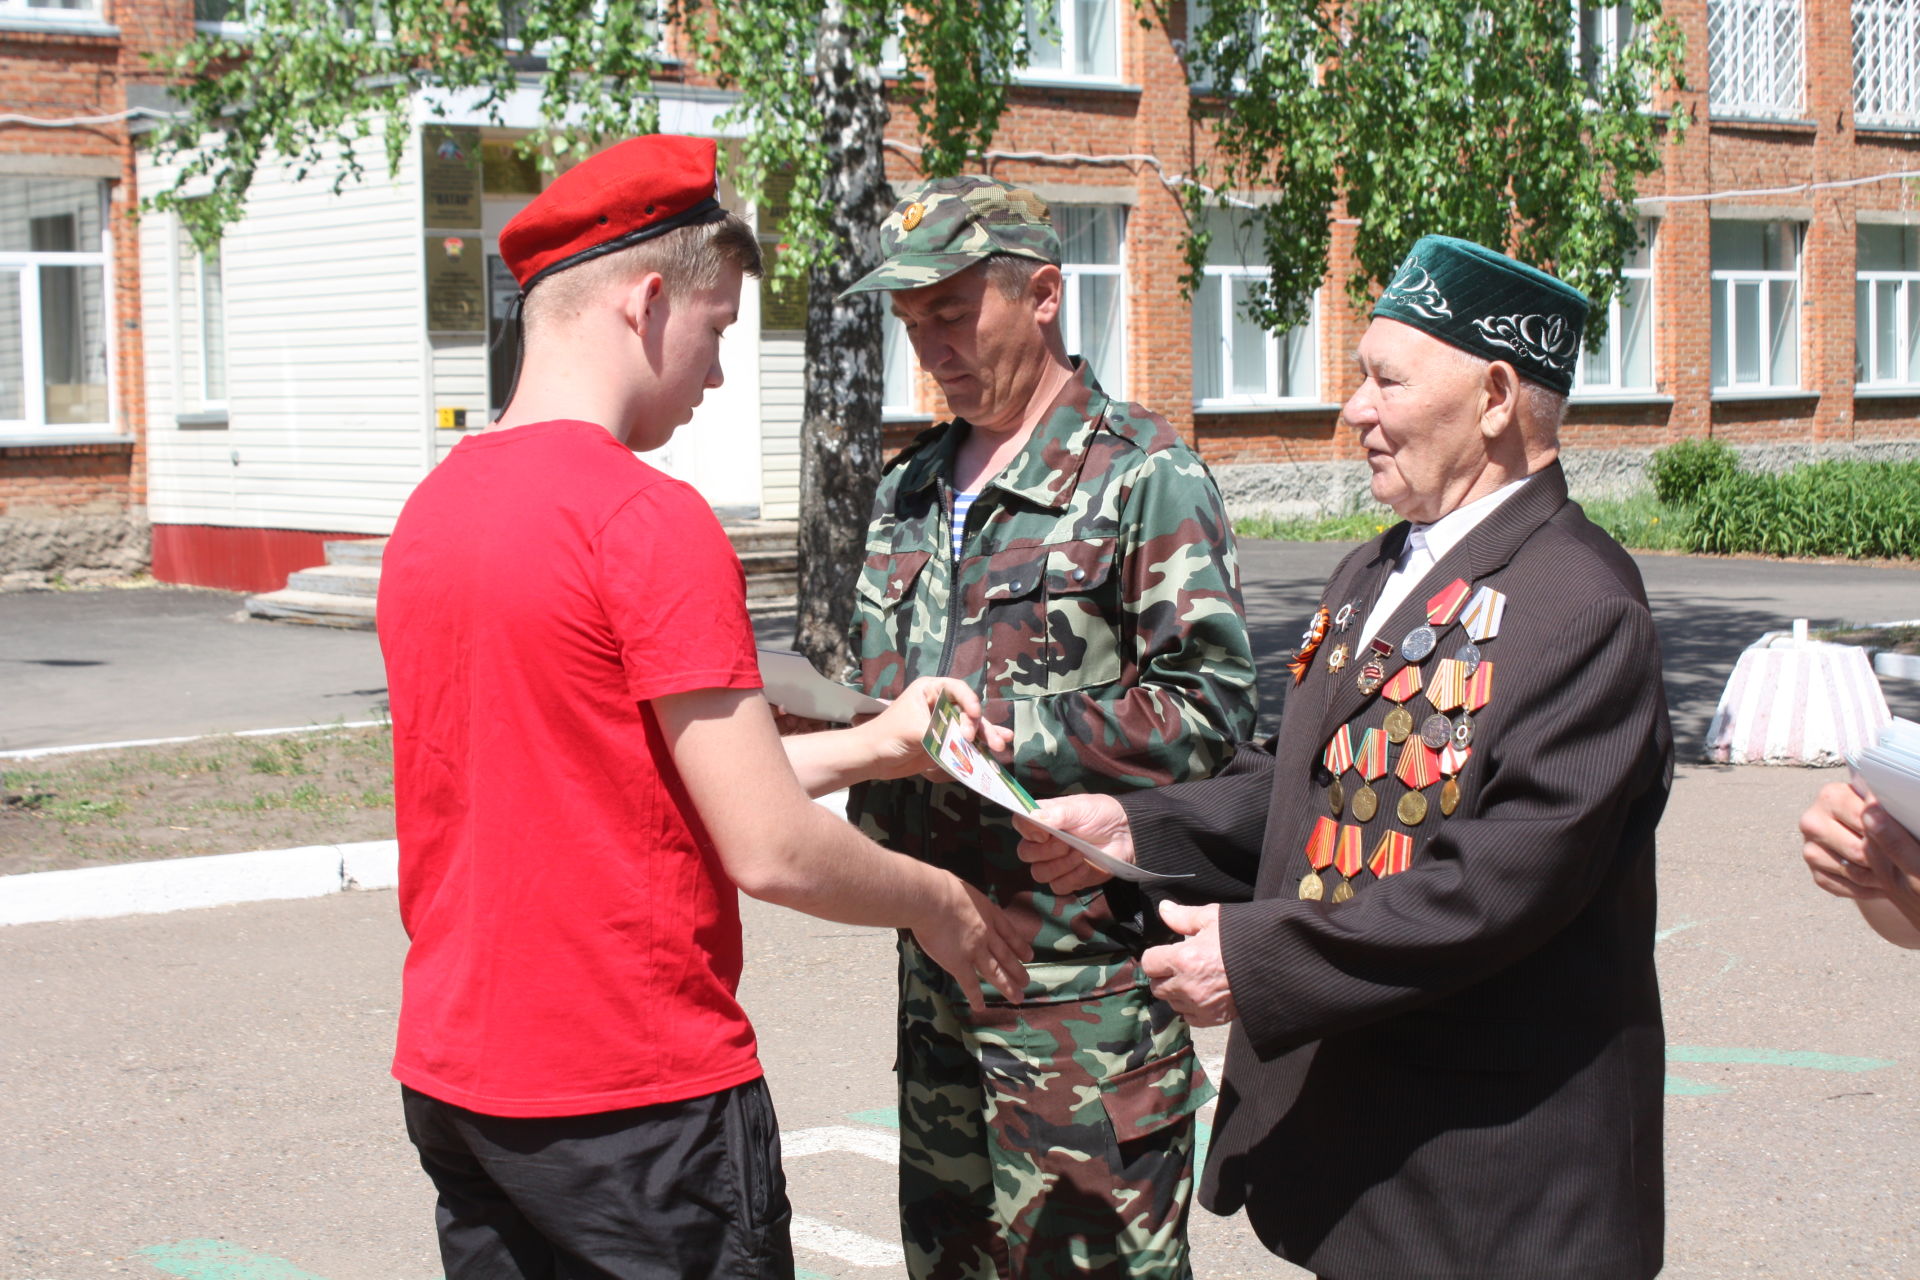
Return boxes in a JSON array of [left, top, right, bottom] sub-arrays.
[[757, 649, 889, 724], [920, 691, 1190, 884], [1851, 716, 1920, 837]]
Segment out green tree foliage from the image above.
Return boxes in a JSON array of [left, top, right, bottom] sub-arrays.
[[1176, 0, 1687, 339], [147, 0, 1030, 667]]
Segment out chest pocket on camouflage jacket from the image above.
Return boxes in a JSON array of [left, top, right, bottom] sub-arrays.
[[853, 547, 933, 700], [981, 537, 1122, 696]]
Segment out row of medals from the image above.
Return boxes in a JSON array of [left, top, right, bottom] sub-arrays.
[[1303, 598, 1493, 904]]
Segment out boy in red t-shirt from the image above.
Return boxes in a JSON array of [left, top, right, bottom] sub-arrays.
[[377, 134, 1029, 1280]]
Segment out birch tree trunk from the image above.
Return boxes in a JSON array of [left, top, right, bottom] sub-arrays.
[[794, 0, 892, 673]]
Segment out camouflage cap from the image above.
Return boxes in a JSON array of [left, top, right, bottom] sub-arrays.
[[839, 176, 1061, 298]]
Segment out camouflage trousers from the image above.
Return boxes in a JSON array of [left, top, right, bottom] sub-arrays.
[[895, 937, 1213, 1280]]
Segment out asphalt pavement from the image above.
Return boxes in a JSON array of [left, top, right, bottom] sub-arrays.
[[3, 758, 1916, 1279]]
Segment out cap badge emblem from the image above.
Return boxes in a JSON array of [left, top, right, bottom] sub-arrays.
[[901, 202, 926, 231]]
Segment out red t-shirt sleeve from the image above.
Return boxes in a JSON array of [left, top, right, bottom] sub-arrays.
[[595, 477, 763, 704]]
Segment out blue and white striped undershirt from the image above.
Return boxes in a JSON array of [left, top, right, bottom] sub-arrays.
[[950, 491, 979, 562]]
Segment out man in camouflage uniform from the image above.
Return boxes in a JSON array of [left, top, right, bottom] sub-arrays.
[[837, 177, 1260, 1279]]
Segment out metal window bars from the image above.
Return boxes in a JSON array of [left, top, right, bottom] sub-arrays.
[[1708, 0, 1806, 118], [1853, 0, 1920, 128]]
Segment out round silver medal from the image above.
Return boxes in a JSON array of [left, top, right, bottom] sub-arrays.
[[1421, 713, 1454, 750], [1402, 625, 1437, 663], [1453, 714, 1475, 749], [1455, 642, 1482, 676]]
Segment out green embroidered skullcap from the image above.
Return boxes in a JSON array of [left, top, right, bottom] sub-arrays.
[[839, 176, 1061, 298], [1372, 235, 1591, 395]]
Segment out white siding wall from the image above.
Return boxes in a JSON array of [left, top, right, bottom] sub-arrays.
[[431, 334, 487, 461], [758, 335, 803, 520], [139, 127, 427, 533]]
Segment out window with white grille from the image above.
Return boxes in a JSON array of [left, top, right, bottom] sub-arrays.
[[1857, 224, 1920, 388], [0, 0, 103, 20], [882, 310, 916, 415], [1708, 0, 1805, 118], [1575, 222, 1657, 395], [1711, 221, 1801, 391], [1573, 0, 1636, 92], [1056, 205, 1126, 398], [0, 177, 112, 437], [1190, 209, 1316, 405], [1021, 0, 1120, 81], [1853, 0, 1920, 128]]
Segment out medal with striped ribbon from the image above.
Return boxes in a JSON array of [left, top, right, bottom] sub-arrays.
[[1331, 825, 1366, 902], [1380, 665, 1423, 742], [1352, 728, 1387, 822], [1426, 577, 1472, 627], [1425, 658, 1468, 713], [1301, 815, 1338, 899], [1439, 743, 1471, 816], [1460, 585, 1506, 642], [1369, 830, 1414, 878]]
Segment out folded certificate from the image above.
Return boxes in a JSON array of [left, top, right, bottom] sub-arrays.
[[1851, 717, 1920, 837], [920, 691, 1190, 883], [757, 649, 888, 723]]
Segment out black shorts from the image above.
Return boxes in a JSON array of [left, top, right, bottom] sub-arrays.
[[402, 1078, 794, 1280]]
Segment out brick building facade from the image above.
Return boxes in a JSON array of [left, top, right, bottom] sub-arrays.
[[3, 0, 1915, 587]]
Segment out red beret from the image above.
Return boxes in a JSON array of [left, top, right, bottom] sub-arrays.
[[499, 134, 721, 291]]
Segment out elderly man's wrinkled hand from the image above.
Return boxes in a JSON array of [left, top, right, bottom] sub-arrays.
[[1141, 901, 1237, 1028]]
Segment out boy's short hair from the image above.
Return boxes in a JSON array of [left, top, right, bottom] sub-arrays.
[[523, 212, 763, 341]]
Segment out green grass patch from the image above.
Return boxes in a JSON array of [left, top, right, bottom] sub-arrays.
[[1234, 509, 1396, 542], [1687, 460, 1920, 560], [1578, 494, 1696, 552]]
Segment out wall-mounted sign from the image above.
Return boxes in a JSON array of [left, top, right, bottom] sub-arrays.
[[482, 139, 543, 196], [422, 125, 483, 230], [426, 234, 486, 333]]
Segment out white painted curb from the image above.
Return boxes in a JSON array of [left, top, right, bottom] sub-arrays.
[[0, 840, 399, 928], [0, 793, 853, 927]]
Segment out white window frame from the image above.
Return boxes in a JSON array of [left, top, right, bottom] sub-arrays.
[[1573, 221, 1658, 397], [1856, 226, 1920, 389], [0, 0, 105, 24], [1018, 0, 1122, 84], [0, 182, 115, 441], [165, 211, 230, 423], [1572, 0, 1635, 94], [1852, 0, 1920, 128], [881, 310, 918, 418], [1193, 274, 1318, 407], [1708, 0, 1806, 119], [1710, 221, 1803, 392], [1055, 204, 1127, 399]]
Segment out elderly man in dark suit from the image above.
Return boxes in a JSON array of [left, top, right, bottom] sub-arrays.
[[1021, 235, 1673, 1280]]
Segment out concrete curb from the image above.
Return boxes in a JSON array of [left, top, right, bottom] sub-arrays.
[[0, 840, 399, 928], [0, 793, 852, 928]]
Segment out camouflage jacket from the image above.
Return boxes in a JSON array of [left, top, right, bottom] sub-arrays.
[[846, 360, 1259, 967]]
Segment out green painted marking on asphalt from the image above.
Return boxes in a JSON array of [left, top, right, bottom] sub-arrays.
[[846, 1106, 900, 1128], [1665, 1074, 1728, 1096], [1668, 1045, 1894, 1073], [796, 1270, 834, 1280], [1653, 918, 1702, 943], [138, 1240, 328, 1280]]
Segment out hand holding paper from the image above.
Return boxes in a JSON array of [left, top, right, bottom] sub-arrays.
[[1015, 794, 1135, 893], [920, 691, 1188, 885]]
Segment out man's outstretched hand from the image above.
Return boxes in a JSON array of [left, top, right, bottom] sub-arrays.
[[1014, 793, 1134, 893]]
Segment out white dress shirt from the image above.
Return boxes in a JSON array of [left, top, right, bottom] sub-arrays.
[[1355, 476, 1533, 650]]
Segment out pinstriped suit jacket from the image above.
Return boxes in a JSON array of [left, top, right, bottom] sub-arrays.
[[1124, 463, 1672, 1280]]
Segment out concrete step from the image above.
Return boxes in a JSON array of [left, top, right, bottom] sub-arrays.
[[723, 520, 799, 555], [746, 572, 797, 601], [324, 537, 387, 568], [738, 547, 798, 576], [285, 563, 381, 598], [244, 588, 378, 630]]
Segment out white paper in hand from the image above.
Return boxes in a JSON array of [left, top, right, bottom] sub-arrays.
[[919, 691, 1189, 883], [757, 649, 888, 724], [1852, 716, 1920, 837]]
